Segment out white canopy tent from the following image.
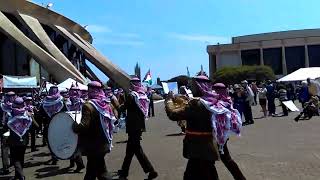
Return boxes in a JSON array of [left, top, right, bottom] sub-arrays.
[[44, 78, 88, 92], [277, 67, 320, 82], [57, 78, 88, 91]]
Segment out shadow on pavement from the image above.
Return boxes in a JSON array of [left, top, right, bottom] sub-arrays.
[[32, 152, 51, 157], [24, 161, 44, 168], [166, 133, 185, 137], [115, 140, 128, 144], [35, 167, 71, 179], [0, 177, 13, 180]]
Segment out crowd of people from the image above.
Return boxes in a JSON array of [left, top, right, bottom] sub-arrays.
[[0, 77, 157, 180], [1, 75, 320, 180]]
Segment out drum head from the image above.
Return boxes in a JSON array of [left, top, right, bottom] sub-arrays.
[[48, 112, 78, 160]]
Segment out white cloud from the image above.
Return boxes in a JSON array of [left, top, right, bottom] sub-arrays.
[[170, 33, 230, 44], [86, 25, 112, 33]]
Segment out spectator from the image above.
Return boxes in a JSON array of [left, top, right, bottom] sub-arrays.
[[258, 84, 268, 117], [307, 78, 320, 97], [231, 84, 246, 122], [298, 81, 309, 107], [266, 80, 276, 116], [250, 82, 258, 105], [241, 80, 254, 125], [278, 85, 288, 116]]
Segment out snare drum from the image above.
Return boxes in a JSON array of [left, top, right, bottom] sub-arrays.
[[48, 111, 81, 160]]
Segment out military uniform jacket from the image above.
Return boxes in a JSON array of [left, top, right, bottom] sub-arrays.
[[165, 96, 220, 161], [73, 102, 110, 155]]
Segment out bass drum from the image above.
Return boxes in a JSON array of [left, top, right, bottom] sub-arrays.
[[48, 111, 81, 160]]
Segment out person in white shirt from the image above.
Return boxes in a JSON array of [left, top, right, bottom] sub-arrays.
[[258, 84, 268, 117]]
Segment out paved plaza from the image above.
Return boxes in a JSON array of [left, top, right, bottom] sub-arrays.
[[1, 101, 320, 180]]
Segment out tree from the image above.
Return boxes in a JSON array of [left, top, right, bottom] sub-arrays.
[[213, 65, 276, 85]]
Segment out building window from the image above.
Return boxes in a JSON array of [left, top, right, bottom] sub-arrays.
[[241, 49, 260, 66], [308, 45, 320, 67], [285, 46, 305, 74], [263, 48, 283, 75]]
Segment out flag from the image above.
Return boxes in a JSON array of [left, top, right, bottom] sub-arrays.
[[143, 69, 152, 85]]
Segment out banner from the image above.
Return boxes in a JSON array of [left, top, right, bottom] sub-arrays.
[[283, 101, 300, 112], [3, 75, 38, 88]]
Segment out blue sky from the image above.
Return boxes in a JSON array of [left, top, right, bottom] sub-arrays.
[[32, 0, 320, 82]]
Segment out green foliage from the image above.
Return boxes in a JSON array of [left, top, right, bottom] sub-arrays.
[[213, 65, 276, 84]]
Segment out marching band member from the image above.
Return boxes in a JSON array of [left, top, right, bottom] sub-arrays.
[[7, 97, 33, 180], [165, 75, 220, 180], [118, 77, 158, 180], [0, 91, 16, 175], [73, 81, 116, 180], [65, 86, 85, 173], [41, 86, 64, 165], [24, 96, 39, 152]]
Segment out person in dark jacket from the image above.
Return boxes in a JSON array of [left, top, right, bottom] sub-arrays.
[[266, 81, 276, 116], [41, 86, 65, 165], [118, 77, 158, 180], [73, 81, 116, 180], [0, 91, 16, 175], [165, 75, 220, 180], [7, 97, 35, 180]]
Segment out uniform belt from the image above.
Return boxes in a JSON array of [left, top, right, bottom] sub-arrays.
[[185, 130, 212, 136]]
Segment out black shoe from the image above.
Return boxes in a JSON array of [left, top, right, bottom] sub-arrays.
[[74, 164, 85, 173], [148, 171, 158, 179], [242, 122, 249, 126]]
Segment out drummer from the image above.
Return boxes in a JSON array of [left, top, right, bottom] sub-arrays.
[[41, 85, 65, 165], [7, 97, 34, 180], [65, 86, 85, 172], [73, 81, 117, 180]]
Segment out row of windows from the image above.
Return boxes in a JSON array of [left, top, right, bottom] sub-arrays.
[[241, 45, 320, 75]]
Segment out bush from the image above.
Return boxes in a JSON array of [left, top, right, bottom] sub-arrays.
[[213, 65, 276, 85]]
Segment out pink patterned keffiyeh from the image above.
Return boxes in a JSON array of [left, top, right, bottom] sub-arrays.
[[7, 97, 32, 138], [43, 86, 64, 118], [197, 80, 242, 153], [66, 87, 83, 112], [130, 81, 149, 119], [88, 81, 116, 151]]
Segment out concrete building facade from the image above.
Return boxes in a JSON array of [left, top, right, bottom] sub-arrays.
[[0, 0, 130, 89], [207, 29, 320, 79]]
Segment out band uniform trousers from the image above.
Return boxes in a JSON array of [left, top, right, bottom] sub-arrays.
[[70, 148, 84, 168], [121, 133, 155, 177], [184, 159, 219, 180], [1, 134, 10, 171], [220, 142, 246, 180], [84, 152, 112, 180], [30, 127, 36, 151], [10, 146, 26, 180]]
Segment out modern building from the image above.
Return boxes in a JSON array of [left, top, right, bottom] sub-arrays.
[[207, 29, 320, 79], [0, 0, 130, 88]]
